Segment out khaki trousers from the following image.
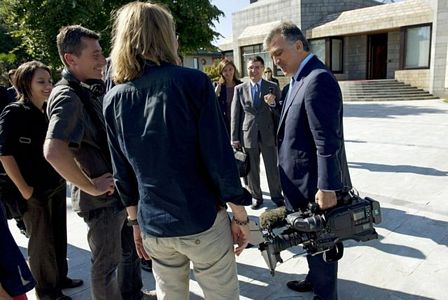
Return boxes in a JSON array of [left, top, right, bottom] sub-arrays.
[[142, 209, 239, 300]]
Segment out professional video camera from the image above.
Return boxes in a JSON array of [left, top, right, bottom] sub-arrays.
[[258, 191, 381, 275]]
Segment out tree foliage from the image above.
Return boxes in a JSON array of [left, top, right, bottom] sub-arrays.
[[203, 59, 220, 82], [0, 0, 223, 68]]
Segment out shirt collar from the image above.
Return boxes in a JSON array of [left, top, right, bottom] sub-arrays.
[[250, 79, 262, 87], [292, 53, 314, 81]]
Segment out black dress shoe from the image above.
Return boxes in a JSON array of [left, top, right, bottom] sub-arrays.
[[251, 198, 263, 209], [60, 278, 83, 289], [37, 291, 72, 300], [273, 199, 285, 207], [287, 279, 313, 293]]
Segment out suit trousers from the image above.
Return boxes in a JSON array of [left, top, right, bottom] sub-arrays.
[[22, 183, 68, 298], [142, 209, 239, 300], [0, 202, 35, 297], [81, 206, 126, 300], [118, 221, 143, 300], [306, 253, 338, 300], [245, 143, 283, 201]]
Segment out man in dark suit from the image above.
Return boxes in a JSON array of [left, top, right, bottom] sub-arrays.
[[231, 56, 284, 209], [264, 22, 352, 300]]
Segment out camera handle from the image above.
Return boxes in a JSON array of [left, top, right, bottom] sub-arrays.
[[323, 242, 344, 263]]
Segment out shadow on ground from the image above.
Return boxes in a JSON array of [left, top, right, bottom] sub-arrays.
[[348, 161, 448, 176], [344, 103, 444, 119], [233, 262, 431, 300]]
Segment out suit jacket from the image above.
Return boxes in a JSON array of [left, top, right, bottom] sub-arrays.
[[231, 79, 281, 148], [277, 56, 352, 211]]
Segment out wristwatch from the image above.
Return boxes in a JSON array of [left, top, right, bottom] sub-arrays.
[[127, 216, 139, 226]]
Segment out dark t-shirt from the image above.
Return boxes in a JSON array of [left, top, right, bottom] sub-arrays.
[[0, 101, 62, 192], [46, 73, 121, 212]]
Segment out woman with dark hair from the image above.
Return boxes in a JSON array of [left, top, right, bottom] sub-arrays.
[[214, 59, 242, 134], [0, 61, 79, 300]]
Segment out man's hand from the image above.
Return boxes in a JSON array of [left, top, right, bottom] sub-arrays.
[[232, 141, 241, 150], [91, 173, 115, 196], [264, 92, 276, 106], [228, 203, 249, 255], [231, 220, 249, 256], [315, 190, 337, 210], [20, 185, 34, 200], [132, 225, 151, 260]]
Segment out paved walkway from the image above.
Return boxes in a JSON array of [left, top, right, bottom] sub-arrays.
[[8, 99, 448, 299]]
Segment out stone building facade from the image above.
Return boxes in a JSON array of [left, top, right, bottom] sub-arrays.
[[220, 0, 448, 98]]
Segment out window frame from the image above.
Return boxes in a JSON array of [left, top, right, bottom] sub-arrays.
[[309, 37, 344, 74], [240, 43, 280, 77], [400, 23, 432, 70]]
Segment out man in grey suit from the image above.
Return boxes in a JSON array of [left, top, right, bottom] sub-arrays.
[[231, 56, 284, 209], [265, 22, 352, 300]]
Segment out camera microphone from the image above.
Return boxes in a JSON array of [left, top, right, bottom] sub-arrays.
[[259, 206, 287, 229]]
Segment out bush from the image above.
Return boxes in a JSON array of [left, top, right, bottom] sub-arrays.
[[203, 59, 220, 82]]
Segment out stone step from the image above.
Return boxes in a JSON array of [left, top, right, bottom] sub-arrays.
[[339, 79, 438, 102], [343, 92, 430, 97], [339, 80, 401, 86], [342, 88, 427, 94], [343, 96, 439, 101], [340, 84, 415, 89]]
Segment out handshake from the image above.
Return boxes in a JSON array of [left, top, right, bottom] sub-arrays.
[[257, 192, 382, 275]]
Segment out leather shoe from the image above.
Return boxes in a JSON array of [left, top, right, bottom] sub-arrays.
[[287, 279, 313, 293], [251, 198, 263, 209], [37, 291, 72, 300], [273, 199, 285, 207], [60, 278, 83, 289]]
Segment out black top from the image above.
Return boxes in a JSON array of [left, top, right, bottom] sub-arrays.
[[0, 101, 62, 193], [217, 80, 242, 134]]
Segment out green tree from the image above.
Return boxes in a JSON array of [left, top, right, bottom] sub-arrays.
[[0, 0, 223, 68], [203, 59, 220, 82]]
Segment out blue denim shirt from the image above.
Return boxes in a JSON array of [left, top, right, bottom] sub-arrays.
[[103, 62, 250, 237]]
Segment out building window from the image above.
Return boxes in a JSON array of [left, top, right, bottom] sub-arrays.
[[240, 44, 275, 77], [331, 38, 343, 73], [310, 38, 343, 73], [310, 39, 326, 64], [404, 25, 431, 69], [222, 50, 234, 61], [193, 58, 199, 69]]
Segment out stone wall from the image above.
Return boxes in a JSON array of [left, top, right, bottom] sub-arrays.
[[387, 31, 401, 79], [300, 0, 379, 32], [228, 0, 378, 77], [395, 69, 430, 91], [308, 0, 433, 39], [344, 35, 368, 80], [429, 0, 448, 98], [231, 0, 301, 71]]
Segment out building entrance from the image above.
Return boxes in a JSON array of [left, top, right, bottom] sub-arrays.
[[367, 33, 388, 79]]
